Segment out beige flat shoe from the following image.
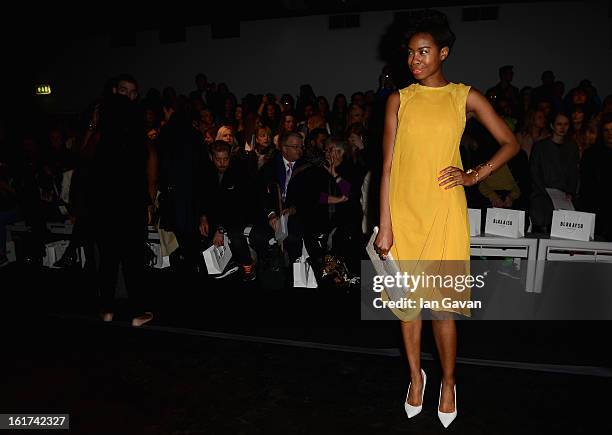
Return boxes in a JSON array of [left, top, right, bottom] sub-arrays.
[[132, 312, 154, 327]]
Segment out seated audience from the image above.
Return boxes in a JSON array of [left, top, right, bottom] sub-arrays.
[[199, 141, 256, 280], [273, 112, 297, 147], [303, 128, 328, 166], [0, 148, 19, 267], [529, 111, 579, 233], [314, 137, 364, 270], [515, 109, 550, 158], [7, 64, 612, 292], [478, 163, 521, 209], [579, 113, 612, 241], [249, 133, 315, 264], [245, 126, 276, 177]]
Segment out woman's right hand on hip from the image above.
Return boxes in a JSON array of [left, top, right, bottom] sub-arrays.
[[374, 227, 393, 260]]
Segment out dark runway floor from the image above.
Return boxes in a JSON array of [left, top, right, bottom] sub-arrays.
[[1, 261, 611, 434]]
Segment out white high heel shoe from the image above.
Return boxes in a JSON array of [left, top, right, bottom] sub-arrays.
[[437, 382, 457, 428], [404, 369, 426, 418]]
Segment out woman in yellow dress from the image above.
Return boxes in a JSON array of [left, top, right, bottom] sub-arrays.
[[374, 11, 519, 428]]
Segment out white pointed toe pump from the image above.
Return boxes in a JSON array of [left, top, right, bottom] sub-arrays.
[[404, 369, 427, 418], [437, 382, 457, 428]]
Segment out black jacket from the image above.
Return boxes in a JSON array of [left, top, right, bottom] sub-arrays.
[[199, 164, 255, 231], [157, 112, 208, 234], [91, 94, 148, 230], [529, 138, 579, 227], [256, 154, 318, 223], [579, 145, 612, 240]]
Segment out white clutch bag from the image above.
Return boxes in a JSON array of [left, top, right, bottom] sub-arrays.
[[365, 226, 406, 302]]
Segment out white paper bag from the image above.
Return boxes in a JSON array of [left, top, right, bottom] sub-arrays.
[[293, 240, 317, 288], [43, 240, 69, 267], [275, 214, 289, 242], [5, 241, 16, 263], [61, 170, 73, 204], [43, 240, 85, 268], [293, 262, 318, 288], [147, 242, 170, 269], [468, 208, 482, 237], [202, 239, 232, 274], [484, 208, 525, 238], [550, 210, 595, 241]]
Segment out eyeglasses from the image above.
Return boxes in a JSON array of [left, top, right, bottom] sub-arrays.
[[284, 144, 304, 149]]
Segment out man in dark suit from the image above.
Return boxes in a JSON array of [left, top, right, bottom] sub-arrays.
[[199, 141, 256, 280], [250, 132, 317, 264]]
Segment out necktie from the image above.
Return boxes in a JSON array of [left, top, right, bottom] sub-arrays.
[[284, 162, 293, 201], [287, 162, 293, 179]]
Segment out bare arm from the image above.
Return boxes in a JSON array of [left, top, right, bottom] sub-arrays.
[[465, 88, 520, 180], [146, 139, 158, 205], [373, 91, 400, 258], [439, 88, 520, 189]]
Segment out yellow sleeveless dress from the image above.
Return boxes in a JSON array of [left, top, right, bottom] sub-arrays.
[[385, 82, 472, 320]]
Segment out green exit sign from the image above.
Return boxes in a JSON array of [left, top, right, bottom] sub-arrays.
[[36, 84, 52, 95]]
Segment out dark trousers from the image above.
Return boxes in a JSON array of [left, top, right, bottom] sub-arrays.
[[0, 208, 19, 257], [97, 229, 148, 315], [20, 199, 48, 260], [226, 225, 252, 265], [65, 215, 96, 270], [174, 229, 203, 271], [249, 214, 304, 263], [69, 215, 93, 247]]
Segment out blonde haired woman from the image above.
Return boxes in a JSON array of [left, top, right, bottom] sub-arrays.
[[215, 125, 239, 155]]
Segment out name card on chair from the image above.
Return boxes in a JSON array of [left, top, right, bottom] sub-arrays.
[[468, 208, 481, 237], [484, 208, 525, 238], [550, 210, 595, 241]]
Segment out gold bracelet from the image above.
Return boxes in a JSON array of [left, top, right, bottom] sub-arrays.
[[466, 168, 479, 183], [477, 162, 494, 175]]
